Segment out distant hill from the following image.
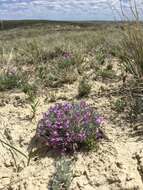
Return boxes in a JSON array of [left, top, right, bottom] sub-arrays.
[[0, 20, 124, 30]]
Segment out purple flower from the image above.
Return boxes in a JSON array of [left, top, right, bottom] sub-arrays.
[[78, 132, 86, 141], [63, 52, 71, 59], [7, 67, 17, 76], [95, 116, 104, 125], [80, 101, 87, 108], [52, 131, 58, 136], [36, 101, 103, 154]]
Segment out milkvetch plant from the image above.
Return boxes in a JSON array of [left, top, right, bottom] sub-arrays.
[[58, 51, 74, 69], [36, 101, 104, 154]]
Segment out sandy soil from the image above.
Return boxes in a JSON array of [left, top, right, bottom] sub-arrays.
[[0, 58, 143, 190]]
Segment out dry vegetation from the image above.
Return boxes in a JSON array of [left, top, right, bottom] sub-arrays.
[[0, 21, 143, 190]]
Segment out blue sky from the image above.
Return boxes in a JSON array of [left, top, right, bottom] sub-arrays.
[[0, 0, 142, 20]]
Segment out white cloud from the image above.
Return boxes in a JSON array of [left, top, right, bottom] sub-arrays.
[[0, 0, 142, 20]]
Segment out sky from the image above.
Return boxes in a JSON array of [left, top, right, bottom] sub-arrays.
[[0, 0, 143, 20]]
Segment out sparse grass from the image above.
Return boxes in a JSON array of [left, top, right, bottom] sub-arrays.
[[127, 81, 143, 122], [38, 53, 81, 88], [116, 0, 143, 80], [1, 19, 143, 190], [96, 68, 116, 80], [22, 83, 37, 101], [0, 137, 27, 159], [0, 22, 124, 105], [95, 47, 106, 65], [119, 25, 143, 79], [116, 3, 143, 124], [43, 65, 78, 88], [0, 47, 14, 66], [30, 99, 39, 119], [0, 73, 22, 91], [15, 39, 48, 65], [47, 47, 65, 60]]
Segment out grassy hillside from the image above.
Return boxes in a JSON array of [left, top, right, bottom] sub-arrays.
[[0, 21, 143, 190]]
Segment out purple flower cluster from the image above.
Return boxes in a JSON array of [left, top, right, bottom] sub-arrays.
[[63, 52, 72, 60], [36, 101, 103, 153], [7, 67, 17, 76]]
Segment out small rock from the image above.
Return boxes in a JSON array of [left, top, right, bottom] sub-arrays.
[[83, 184, 95, 190], [76, 176, 89, 188], [4, 128, 13, 141], [15, 96, 20, 100], [116, 161, 123, 169], [0, 99, 6, 107]]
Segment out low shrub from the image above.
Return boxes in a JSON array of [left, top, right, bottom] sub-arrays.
[[47, 47, 64, 60], [78, 78, 91, 98], [22, 83, 37, 101], [58, 52, 75, 69], [36, 101, 103, 154], [113, 98, 126, 113], [96, 69, 116, 80], [0, 69, 37, 100], [0, 72, 22, 91], [38, 52, 79, 87]]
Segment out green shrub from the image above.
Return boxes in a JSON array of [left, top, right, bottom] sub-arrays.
[[0, 73, 22, 91], [22, 83, 37, 101], [113, 98, 126, 113], [43, 67, 77, 88], [84, 133, 98, 150], [78, 78, 91, 97], [58, 57, 75, 70]]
